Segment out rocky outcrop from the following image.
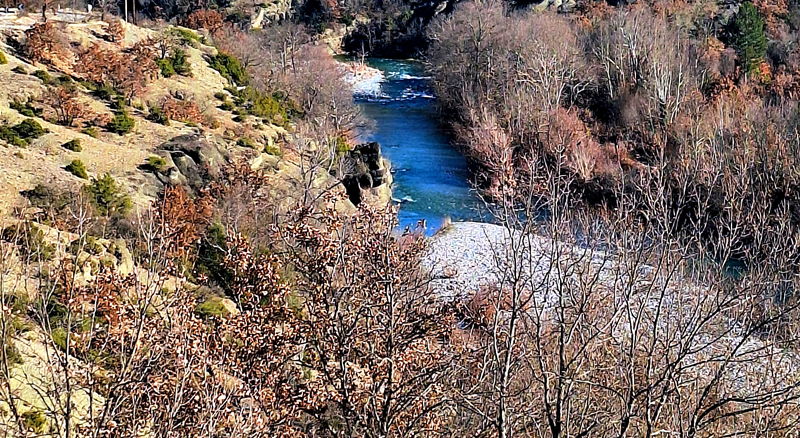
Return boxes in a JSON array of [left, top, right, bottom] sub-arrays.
[[340, 142, 389, 206], [148, 134, 230, 192], [250, 0, 292, 29]]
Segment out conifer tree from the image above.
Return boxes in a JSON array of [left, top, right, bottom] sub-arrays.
[[730, 2, 767, 75]]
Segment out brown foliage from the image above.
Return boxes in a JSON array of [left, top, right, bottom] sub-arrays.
[[76, 41, 157, 101], [159, 95, 204, 125], [106, 19, 125, 43], [43, 85, 86, 127], [23, 22, 65, 65], [183, 9, 224, 34]]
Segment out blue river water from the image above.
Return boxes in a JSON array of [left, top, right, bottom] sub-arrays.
[[354, 58, 486, 234]]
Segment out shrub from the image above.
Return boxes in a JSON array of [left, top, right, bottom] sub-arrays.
[[13, 118, 46, 140], [93, 82, 118, 101], [144, 155, 167, 172], [45, 85, 86, 127], [171, 48, 192, 76], [67, 235, 104, 255], [236, 137, 256, 148], [62, 139, 81, 152], [196, 297, 230, 318], [2, 340, 23, 366], [82, 126, 99, 138], [173, 27, 202, 46], [147, 105, 170, 125], [730, 2, 767, 75], [51, 327, 68, 351], [214, 91, 227, 100], [33, 69, 52, 84], [219, 100, 235, 111], [0, 51, 6, 64], [249, 90, 285, 121], [156, 58, 175, 78], [12, 65, 26, 74], [208, 51, 248, 86], [2, 222, 56, 261], [106, 19, 125, 43], [23, 183, 73, 211], [265, 143, 283, 157], [24, 22, 64, 65], [84, 173, 132, 215], [21, 409, 46, 433], [183, 9, 224, 34], [65, 159, 88, 179], [10, 99, 43, 118], [107, 111, 135, 135], [0, 127, 28, 147]]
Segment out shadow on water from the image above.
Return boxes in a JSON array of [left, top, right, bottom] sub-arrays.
[[353, 58, 488, 235]]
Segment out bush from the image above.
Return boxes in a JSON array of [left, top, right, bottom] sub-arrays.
[[196, 297, 230, 318], [12, 65, 26, 74], [265, 143, 283, 157], [219, 100, 235, 111], [51, 327, 68, 351], [65, 159, 88, 179], [33, 69, 52, 84], [0, 127, 27, 147], [236, 137, 256, 148], [214, 91, 227, 100], [10, 99, 43, 118], [2, 340, 23, 366], [21, 409, 46, 433], [208, 51, 249, 86], [24, 22, 64, 65], [93, 82, 118, 101], [82, 126, 99, 138], [107, 111, 135, 135], [13, 118, 46, 139], [156, 58, 175, 78], [23, 183, 73, 211], [0, 51, 7, 65], [147, 105, 170, 125], [62, 139, 81, 152], [106, 19, 125, 43], [171, 48, 192, 76], [84, 173, 133, 215], [144, 155, 167, 172], [2, 222, 56, 261], [173, 27, 203, 46], [183, 9, 224, 34]]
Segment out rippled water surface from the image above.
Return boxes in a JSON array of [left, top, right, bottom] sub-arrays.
[[354, 58, 486, 234]]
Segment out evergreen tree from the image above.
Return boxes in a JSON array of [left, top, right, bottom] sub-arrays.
[[730, 2, 767, 75]]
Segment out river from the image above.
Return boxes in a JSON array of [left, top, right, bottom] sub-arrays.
[[353, 58, 486, 234]]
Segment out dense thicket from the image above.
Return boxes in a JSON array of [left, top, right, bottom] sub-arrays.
[[428, 0, 800, 264]]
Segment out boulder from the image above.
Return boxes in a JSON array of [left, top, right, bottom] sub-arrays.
[[160, 134, 229, 180], [340, 141, 390, 206]]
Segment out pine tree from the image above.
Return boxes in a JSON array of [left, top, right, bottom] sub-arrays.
[[730, 2, 767, 75]]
